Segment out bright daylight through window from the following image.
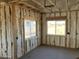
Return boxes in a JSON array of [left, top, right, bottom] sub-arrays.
[[24, 20, 36, 39], [47, 20, 65, 36]]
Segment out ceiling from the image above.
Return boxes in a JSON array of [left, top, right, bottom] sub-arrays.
[[1, 0, 79, 13]]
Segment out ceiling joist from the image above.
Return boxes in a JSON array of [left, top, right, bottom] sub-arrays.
[[44, 0, 55, 7], [8, 0, 41, 12], [31, 0, 45, 9], [69, 1, 79, 9], [31, 0, 51, 12], [47, 0, 55, 6], [1, 0, 79, 13]]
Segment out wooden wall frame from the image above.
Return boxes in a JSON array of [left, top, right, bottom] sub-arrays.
[[46, 16, 67, 20], [46, 16, 67, 36], [45, 16, 67, 47]]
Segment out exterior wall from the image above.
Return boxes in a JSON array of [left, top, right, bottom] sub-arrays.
[[42, 11, 79, 48], [0, 2, 41, 59], [22, 6, 41, 54]]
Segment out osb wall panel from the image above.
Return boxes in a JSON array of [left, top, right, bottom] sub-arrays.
[[42, 11, 79, 48]]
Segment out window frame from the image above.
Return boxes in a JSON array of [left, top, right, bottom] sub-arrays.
[[46, 16, 67, 36], [24, 20, 37, 39]]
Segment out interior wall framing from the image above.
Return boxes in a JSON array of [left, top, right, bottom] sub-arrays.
[[0, 2, 41, 59], [42, 10, 79, 48]]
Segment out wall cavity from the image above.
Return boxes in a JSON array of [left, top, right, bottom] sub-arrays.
[[0, 2, 41, 59], [42, 11, 79, 48]]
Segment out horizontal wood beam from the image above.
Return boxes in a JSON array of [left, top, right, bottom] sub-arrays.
[[42, 9, 79, 14], [19, 1, 40, 11], [31, 0, 50, 12], [45, 5, 54, 7], [32, 0, 45, 9], [46, 16, 67, 20], [69, 1, 79, 9], [47, 0, 55, 6], [8, 1, 41, 12]]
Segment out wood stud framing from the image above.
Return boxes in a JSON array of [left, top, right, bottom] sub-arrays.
[[75, 11, 78, 48], [42, 9, 79, 48], [0, 2, 41, 59], [1, 0, 79, 59]]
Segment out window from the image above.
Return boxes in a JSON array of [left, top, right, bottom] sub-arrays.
[[24, 20, 36, 39], [47, 20, 66, 35]]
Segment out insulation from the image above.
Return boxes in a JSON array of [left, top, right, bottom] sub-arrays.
[[42, 10, 79, 48], [70, 11, 76, 48], [0, 2, 41, 59], [77, 11, 79, 48], [42, 14, 47, 44], [0, 3, 12, 59]]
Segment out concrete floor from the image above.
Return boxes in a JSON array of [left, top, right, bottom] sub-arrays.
[[20, 46, 79, 59]]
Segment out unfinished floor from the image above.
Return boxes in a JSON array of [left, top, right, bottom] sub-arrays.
[[20, 46, 79, 59]]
